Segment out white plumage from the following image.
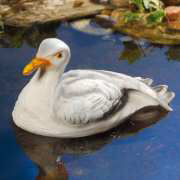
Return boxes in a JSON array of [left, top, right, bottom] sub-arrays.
[[12, 38, 175, 138]]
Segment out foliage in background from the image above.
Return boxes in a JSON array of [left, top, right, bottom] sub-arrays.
[[126, 0, 164, 25], [146, 9, 165, 26], [124, 11, 141, 23], [129, 0, 164, 12]]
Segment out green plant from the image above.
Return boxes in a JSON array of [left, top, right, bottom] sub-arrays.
[[125, 0, 165, 25], [124, 11, 141, 23], [129, 0, 163, 12], [146, 9, 165, 25]]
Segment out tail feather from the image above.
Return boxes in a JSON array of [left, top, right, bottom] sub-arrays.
[[153, 85, 175, 109], [163, 91, 175, 103], [136, 77, 175, 111]]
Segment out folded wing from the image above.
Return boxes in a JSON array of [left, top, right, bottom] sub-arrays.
[[53, 78, 124, 126]]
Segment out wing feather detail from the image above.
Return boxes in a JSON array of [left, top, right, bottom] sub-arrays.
[[53, 77, 123, 126]]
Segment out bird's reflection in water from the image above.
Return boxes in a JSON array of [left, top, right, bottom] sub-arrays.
[[14, 107, 167, 180]]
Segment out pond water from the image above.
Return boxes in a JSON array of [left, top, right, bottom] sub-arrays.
[[0, 22, 180, 180]]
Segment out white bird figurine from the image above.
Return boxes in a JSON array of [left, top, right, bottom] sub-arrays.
[[12, 38, 175, 138]]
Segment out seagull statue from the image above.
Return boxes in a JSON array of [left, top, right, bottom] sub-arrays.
[[12, 38, 175, 138]]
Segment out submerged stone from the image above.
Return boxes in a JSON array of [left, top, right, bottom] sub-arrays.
[[71, 18, 113, 35]]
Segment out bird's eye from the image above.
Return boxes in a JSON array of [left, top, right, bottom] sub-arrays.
[[55, 52, 62, 59]]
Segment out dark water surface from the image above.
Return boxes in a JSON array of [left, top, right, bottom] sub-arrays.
[[0, 23, 180, 180]]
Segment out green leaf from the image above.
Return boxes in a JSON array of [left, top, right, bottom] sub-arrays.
[[124, 12, 141, 23], [146, 10, 165, 25]]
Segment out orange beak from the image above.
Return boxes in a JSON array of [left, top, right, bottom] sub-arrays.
[[23, 58, 51, 76]]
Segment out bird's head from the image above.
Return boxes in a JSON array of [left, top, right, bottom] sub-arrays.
[[23, 38, 71, 76]]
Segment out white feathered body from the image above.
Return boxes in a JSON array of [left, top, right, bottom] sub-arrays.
[[13, 69, 174, 138]]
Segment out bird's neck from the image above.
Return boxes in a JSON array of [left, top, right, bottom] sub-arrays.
[[24, 64, 67, 117], [33, 68, 62, 88], [32, 64, 66, 90]]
